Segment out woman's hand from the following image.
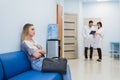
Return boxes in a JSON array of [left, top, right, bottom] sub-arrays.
[[32, 50, 42, 58], [95, 33, 101, 36], [32, 49, 45, 58], [93, 32, 101, 38], [38, 48, 46, 55]]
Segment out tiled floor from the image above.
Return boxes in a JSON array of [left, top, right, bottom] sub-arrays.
[[68, 55, 120, 80]]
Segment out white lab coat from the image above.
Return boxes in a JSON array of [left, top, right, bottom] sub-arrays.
[[83, 26, 96, 48], [93, 27, 104, 48]]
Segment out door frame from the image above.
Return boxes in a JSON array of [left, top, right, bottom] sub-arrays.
[[56, 3, 63, 58]]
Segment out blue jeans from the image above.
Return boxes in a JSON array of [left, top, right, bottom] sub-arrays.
[[31, 57, 72, 80]]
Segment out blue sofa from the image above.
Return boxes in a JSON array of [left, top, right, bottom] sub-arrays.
[[0, 58, 4, 80], [0, 51, 62, 80]]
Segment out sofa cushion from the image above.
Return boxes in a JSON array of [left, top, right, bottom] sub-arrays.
[[8, 70, 62, 80], [0, 59, 4, 80], [0, 51, 31, 79]]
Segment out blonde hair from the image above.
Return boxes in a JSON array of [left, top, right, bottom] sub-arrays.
[[21, 23, 33, 41]]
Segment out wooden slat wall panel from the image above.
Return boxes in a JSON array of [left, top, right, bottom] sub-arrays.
[[64, 52, 77, 59], [64, 13, 78, 59], [64, 15, 76, 22], [64, 23, 75, 29], [64, 45, 76, 51], [64, 38, 75, 43], [64, 30, 75, 36]]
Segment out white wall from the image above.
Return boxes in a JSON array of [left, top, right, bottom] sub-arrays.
[[78, 1, 84, 57], [0, 0, 56, 53], [64, 0, 80, 13], [57, 0, 64, 6], [83, 1, 120, 54]]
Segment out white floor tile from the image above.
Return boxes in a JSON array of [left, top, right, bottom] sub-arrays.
[[68, 55, 120, 80]]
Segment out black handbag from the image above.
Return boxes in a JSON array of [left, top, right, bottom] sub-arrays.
[[42, 57, 67, 74]]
